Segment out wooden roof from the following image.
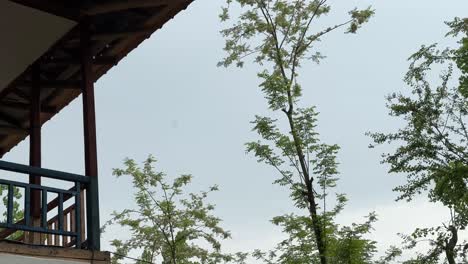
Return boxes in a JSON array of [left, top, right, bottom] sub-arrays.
[[0, 0, 194, 157]]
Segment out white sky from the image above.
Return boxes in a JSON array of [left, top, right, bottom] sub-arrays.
[[3, 0, 468, 262]]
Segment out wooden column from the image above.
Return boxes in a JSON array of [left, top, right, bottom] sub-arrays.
[[29, 63, 41, 244], [80, 22, 100, 251]]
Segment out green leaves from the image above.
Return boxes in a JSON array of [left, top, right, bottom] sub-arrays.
[[219, 0, 374, 71], [368, 18, 468, 263], [347, 7, 375, 34], [105, 156, 236, 264], [246, 106, 342, 214], [326, 213, 379, 264], [258, 70, 290, 111], [253, 212, 384, 264]]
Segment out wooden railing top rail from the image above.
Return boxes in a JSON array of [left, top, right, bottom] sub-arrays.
[[0, 160, 90, 183]]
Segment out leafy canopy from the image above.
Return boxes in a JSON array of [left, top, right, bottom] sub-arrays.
[[105, 156, 239, 264], [368, 18, 468, 264]]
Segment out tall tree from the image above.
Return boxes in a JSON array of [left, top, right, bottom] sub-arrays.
[[368, 18, 468, 264], [219, 1, 378, 263], [104, 156, 241, 264]]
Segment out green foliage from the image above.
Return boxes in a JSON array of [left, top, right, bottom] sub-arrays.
[[368, 18, 468, 264], [0, 185, 23, 240], [219, 0, 374, 71], [104, 156, 237, 264], [326, 213, 378, 264], [447, 18, 468, 99], [252, 208, 389, 264], [220, 1, 390, 264]]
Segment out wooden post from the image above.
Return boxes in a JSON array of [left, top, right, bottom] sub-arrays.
[[29, 63, 41, 244], [80, 21, 100, 251]]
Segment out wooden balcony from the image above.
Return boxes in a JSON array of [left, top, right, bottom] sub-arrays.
[[0, 160, 99, 250]]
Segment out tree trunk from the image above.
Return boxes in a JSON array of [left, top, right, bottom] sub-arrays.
[[286, 111, 327, 264], [306, 182, 327, 264], [171, 249, 177, 264], [445, 226, 458, 264], [446, 249, 456, 264]]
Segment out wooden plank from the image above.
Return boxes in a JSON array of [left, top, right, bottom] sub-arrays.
[[0, 241, 110, 261], [11, 89, 30, 102], [84, 0, 177, 15], [63, 215, 69, 245], [19, 81, 81, 90], [80, 190, 86, 246], [68, 28, 155, 43], [70, 208, 76, 232], [48, 204, 75, 224], [0, 101, 56, 114], [0, 125, 27, 135], [43, 56, 118, 66], [0, 219, 24, 239], [47, 223, 52, 246], [53, 222, 59, 246], [0, 111, 23, 129], [0, 254, 110, 264]]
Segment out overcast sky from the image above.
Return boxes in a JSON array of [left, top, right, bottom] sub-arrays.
[[3, 0, 468, 261]]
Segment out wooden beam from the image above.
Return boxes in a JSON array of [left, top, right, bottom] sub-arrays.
[[68, 28, 154, 43], [0, 111, 23, 129], [84, 0, 176, 16], [0, 101, 56, 114], [81, 24, 99, 180], [81, 22, 100, 251], [95, 29, 155, 40], [29, 63, 41, 244], [11, 89, 30, 102], [8, 0, 81, 21], [19, 80, 81, 90], [0, 125, 27, 135], [43, 56, 118, 66]]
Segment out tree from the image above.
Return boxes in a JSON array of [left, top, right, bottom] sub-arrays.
[[219, 1, 386, 263], [368, 18, 468, 264], [104, 156, 240, 264]]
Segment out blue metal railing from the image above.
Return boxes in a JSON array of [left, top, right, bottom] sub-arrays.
[[0, 160, 92, 248]]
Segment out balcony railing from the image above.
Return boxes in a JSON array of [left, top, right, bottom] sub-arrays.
[[0, 160, 99, 249]]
